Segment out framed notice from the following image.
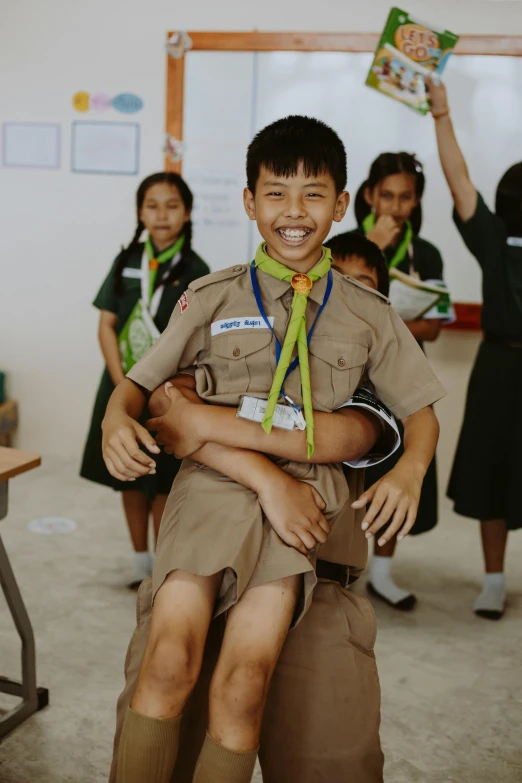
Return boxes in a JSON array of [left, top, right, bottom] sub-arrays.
[[2, 122, 61, 169], [71, 121, 140, 175]]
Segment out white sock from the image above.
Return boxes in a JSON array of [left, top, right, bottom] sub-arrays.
[[371, 556, 412, 605], [474, 573, 506, 613], [129, 551, 152, 585]]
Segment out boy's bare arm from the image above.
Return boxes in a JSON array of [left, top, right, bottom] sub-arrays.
[[102, 378, 160, 482], [352, 406, 439, 545], [149, 376, 329, 554], [148, 377, 380, 465]]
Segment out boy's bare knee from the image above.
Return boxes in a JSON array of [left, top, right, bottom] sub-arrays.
[[143, 633, 200, 697], [211, 658, 272, 719]]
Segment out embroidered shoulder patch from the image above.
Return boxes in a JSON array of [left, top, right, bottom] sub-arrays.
[[178, 292, 189, 313]]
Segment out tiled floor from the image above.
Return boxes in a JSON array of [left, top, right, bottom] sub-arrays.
[[1, 457, 521, 782]]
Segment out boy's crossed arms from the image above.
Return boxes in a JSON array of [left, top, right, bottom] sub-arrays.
[[102, 372, 438, 552]]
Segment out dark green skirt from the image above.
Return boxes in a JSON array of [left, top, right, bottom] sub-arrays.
[[448, 339, 522, 530], [363, 422, 438, 536], [80, 369, 182, 499]]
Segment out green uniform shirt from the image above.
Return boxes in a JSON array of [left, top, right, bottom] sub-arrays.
[[93, 242, 210, 334], [453, 193, 522, 339]]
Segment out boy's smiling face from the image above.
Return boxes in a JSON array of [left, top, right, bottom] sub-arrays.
[[244, 163, 349, 272]]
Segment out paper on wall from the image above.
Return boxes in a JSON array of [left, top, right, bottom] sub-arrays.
[[71, 121, 139, 175], [2, 123, 61, 169]]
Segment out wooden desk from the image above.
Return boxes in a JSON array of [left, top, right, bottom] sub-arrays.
[[0, 446, 49, 738]]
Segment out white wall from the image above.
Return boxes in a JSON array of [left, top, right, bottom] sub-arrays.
[[1, 0, 522, 458]]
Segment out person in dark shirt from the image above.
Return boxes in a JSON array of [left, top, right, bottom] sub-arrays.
[[430, 77, 522, 620]]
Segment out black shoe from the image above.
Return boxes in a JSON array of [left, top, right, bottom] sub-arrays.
[[474, 607, 504, 621], [367, 581, 417, 611]]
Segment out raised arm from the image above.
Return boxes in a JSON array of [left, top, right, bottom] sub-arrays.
[[428, 78, 477, 222]]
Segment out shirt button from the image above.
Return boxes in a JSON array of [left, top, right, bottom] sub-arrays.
[[338, 358, 346, 367], [233, 347, 241, 357], [234, 266, 243, 272]]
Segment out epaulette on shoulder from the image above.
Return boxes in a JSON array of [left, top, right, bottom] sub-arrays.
[[188, 264, 247, 293], [337, 272, 390, 304]]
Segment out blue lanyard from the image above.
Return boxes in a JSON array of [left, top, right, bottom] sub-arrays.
[[249, 261, 333, 391]]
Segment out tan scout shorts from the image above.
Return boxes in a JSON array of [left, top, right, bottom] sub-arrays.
[[109, 577, 384, 783], [153, 457, 350, 626]]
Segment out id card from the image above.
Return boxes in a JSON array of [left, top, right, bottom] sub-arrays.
[[237, 395, 305, 431]]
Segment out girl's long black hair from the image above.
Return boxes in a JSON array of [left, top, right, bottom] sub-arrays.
[[496, 162, 522, 236], [354, 152, 425, 235], [113, 172, 194, 295]]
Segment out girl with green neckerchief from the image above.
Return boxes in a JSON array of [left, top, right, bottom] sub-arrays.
[[80, 173, 209, 589], [351, 152, 451, 611]]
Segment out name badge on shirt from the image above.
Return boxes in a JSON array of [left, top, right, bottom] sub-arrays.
[[211, 316, 274, 336], [237, 395, 305, 431]]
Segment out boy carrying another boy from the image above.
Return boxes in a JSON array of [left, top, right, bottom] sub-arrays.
[[103, 116, 444, 783]]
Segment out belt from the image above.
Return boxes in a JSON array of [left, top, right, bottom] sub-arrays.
[[315, 559, 349, 586], [485, 333, 522, 350]]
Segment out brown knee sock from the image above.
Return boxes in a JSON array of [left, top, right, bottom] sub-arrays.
[[116, 707, 181, 783], [192, 732, 257, 783]]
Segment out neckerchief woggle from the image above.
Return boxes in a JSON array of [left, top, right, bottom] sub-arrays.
[[250, 244, 333, 457], [362, 212, 413, 270]]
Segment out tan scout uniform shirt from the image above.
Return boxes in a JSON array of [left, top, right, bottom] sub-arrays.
[[128, 263, 446, 583], [128, 263, 445, 417]]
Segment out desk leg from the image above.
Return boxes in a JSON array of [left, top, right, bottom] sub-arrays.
[[0, 481, 49, 738]]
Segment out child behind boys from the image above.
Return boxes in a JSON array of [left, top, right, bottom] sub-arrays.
[[325, 231, 390, 296], [102, 115, 444, 783]]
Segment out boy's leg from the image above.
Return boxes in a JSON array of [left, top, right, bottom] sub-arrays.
[[109, 577, 226, 783], [259, 580, 384, 783], [192, 575, 300, 783], [116, 569, 222, 783]]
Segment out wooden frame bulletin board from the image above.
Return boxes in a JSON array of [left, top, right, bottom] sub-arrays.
[[164, 31, 522, 328]]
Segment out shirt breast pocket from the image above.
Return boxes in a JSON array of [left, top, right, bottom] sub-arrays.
[[211, 331, 274, 395], [308, 336, 368, 410]]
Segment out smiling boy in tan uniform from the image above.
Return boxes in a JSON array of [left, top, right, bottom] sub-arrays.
[[102, 116, 444, 783]]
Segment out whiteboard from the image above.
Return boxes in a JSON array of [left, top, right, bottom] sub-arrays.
[[183, 52, 522, 302]]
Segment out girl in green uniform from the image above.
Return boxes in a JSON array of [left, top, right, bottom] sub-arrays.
[[80, 173, 209, 588], [430, 79, 522, 620], [351, 152, 452, 609]]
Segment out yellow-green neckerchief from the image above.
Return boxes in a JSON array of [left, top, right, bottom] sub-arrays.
[[254, 244, 332, 458], [144, 234, 185, 303], [362, 213, 413, 270]]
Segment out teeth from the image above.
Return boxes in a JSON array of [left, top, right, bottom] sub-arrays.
[[279, 228, 309, 240]]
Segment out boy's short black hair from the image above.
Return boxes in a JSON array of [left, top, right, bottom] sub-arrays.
[[246, 115, 347, 194], [325, 232, 390, 297]]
